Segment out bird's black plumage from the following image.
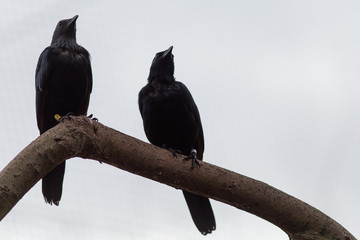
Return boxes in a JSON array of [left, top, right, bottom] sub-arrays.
[[35, 15, 92, 205], [138, 46, 216, 235]]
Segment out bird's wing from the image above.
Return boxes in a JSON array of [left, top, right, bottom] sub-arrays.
[[76, 47, 93, 115], [192, 100, 205, 160], [138, 84, 151, 119], [35, 47, 52, 133], [81, 48, 93, 95], [179, 82, 205, 160]]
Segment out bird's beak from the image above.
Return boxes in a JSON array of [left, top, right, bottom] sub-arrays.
[[67, 15, 79, 27], [161, 46, 173, 59]]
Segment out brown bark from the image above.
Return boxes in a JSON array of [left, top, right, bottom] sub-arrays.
[[0, 116, 356, 240]]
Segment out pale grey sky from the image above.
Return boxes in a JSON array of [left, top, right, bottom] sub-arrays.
[[0, 0, 359, 239]]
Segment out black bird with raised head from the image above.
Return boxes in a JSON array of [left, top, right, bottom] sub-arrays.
[[35, 15, 92, 205], [138, 46, 216, 235]]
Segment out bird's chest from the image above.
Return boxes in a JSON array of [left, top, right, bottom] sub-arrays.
[[145, 90, 191, 123], [48, 54, 88, 96], [142, 91, 197, 147], [44, 54, 90, 112]]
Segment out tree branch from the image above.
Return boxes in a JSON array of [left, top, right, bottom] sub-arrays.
[[0, 116, 356, 240]]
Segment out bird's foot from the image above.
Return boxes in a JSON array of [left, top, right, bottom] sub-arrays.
[[162, 144, 182, 157], [183, 149, 201, 169], [54, 112, 75, 122], [87, 114, 98, 122]]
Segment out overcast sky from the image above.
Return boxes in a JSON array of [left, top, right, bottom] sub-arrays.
[[0, 0, 359, 239]]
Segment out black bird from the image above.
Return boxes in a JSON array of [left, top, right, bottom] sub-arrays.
[[35, 15, 92, 205], [138, 46, 216, 235]]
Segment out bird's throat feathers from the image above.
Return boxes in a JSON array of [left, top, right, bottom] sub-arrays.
[[148, 74, 175, 86], [51, 37, 79, 51]]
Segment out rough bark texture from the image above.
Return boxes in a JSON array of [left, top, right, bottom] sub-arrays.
[[0, 116, 356, 240]]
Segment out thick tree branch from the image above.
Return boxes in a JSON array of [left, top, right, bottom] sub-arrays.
[[0, 116, 356, 240]]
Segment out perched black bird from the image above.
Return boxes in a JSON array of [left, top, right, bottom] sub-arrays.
[[35, 15, 92, 205], [138, 46, 216, 235]]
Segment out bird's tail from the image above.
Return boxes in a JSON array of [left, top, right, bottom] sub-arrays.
[[42, 161, 65, 206], [183, 190, 216, 235]]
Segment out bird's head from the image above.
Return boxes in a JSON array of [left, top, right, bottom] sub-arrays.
[[148, 46, 175, 83], [51, 15, 78, 46]]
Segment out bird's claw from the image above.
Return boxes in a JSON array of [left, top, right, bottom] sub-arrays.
[[184, 149, 201, 169], [162, 144, 182, 157], [87, 114, 98, 122], [54, 112, 75, 122]]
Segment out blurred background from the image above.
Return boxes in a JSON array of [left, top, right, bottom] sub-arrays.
[[0, 0, 359, 239]]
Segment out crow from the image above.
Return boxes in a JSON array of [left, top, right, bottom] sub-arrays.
[[35, 15, 92, 205], [138, 46, 216, 235]]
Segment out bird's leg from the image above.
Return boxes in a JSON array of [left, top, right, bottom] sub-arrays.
[[87, 113, 98, 122], [54, 114, 62, 122], [87, 114, 99, 135], [54, 112, 75, 122], [162, 144, 182, 157], [184, 149, 201, 169], [64, 112, 75, 117]]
